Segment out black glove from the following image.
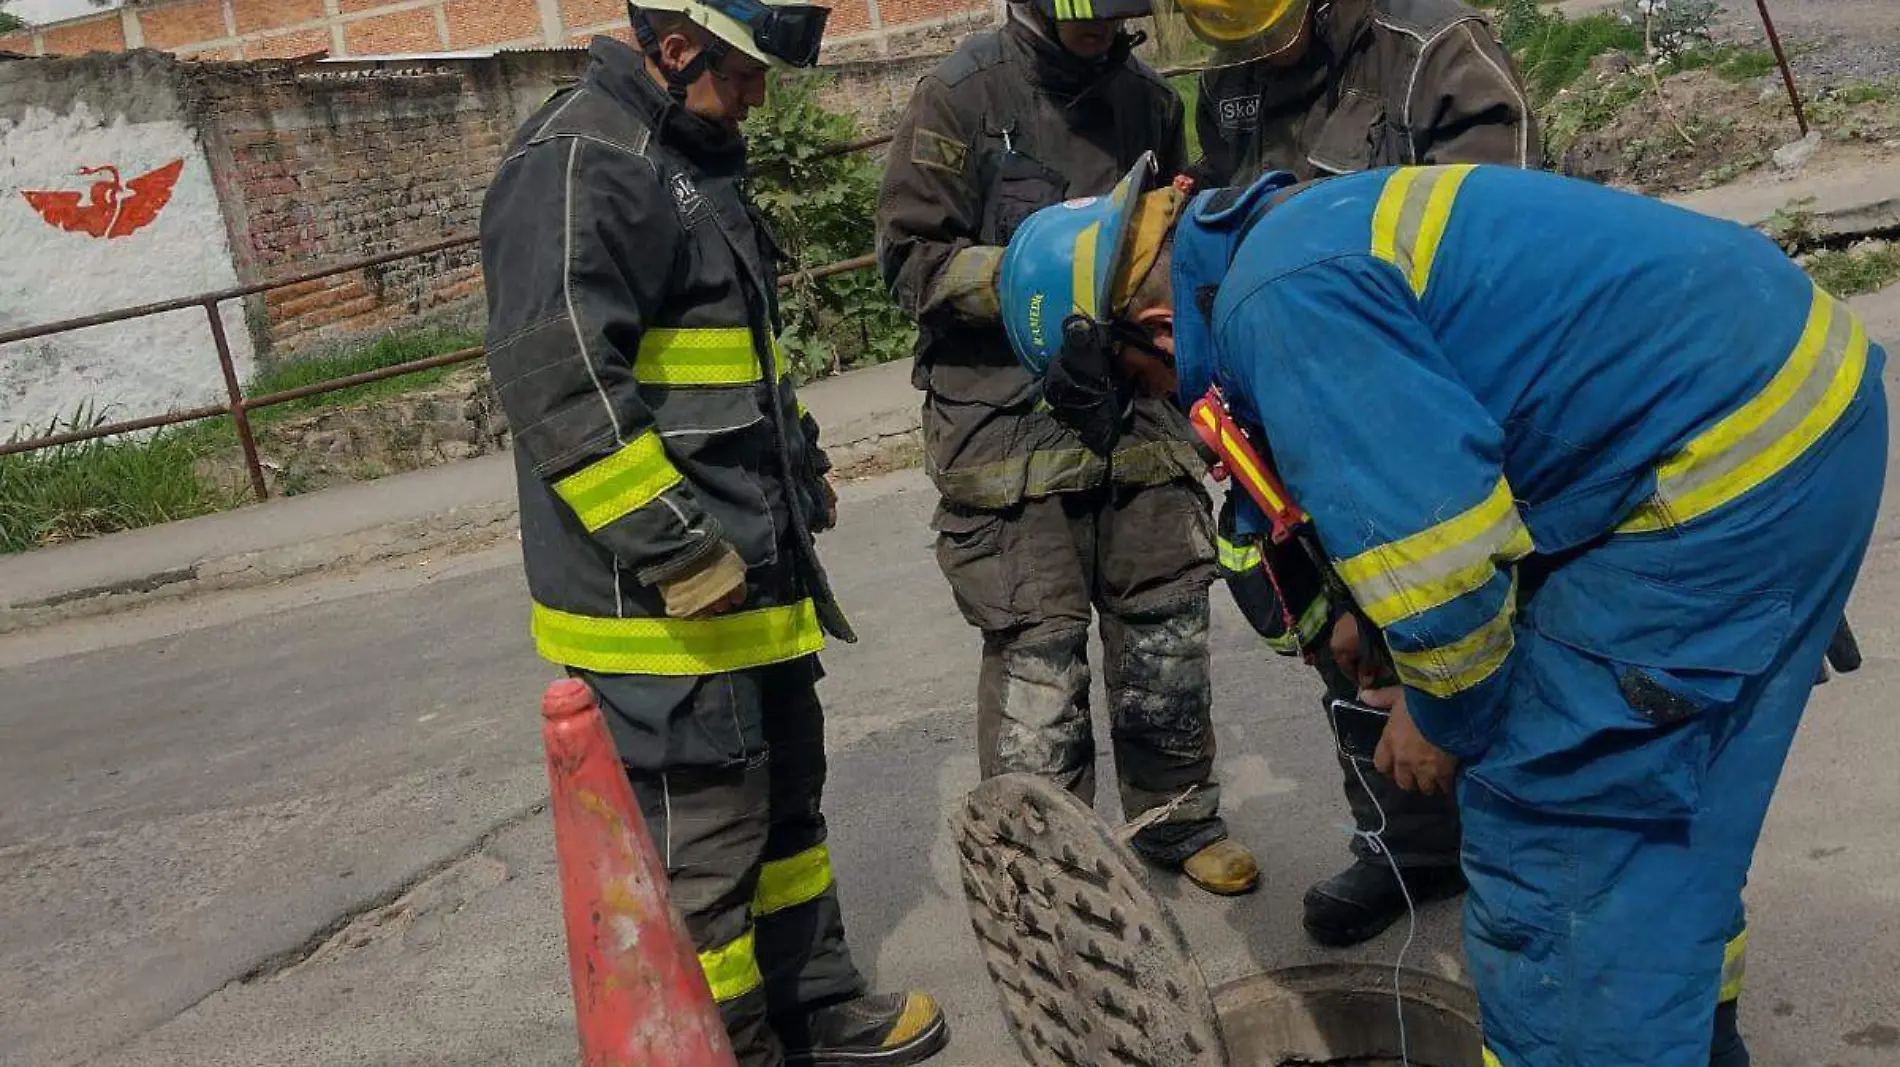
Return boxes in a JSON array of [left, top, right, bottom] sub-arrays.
[[1042, 315, 1128, 456]]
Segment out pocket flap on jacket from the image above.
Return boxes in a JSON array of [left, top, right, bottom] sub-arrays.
[[1527, 553, 1792, 678]]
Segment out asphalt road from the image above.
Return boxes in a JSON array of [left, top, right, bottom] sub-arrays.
[[6, 429, 1900, 1066]]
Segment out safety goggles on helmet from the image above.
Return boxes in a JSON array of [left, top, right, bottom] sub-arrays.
[[700, 0, 828, 67], [630, 0, 829, 71]]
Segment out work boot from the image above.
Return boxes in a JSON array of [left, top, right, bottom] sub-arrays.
[[1302, 859, 1466, 947], [1709, 999, 1750, 1067], [777, 991, 949, 1066], [1182, 839, 1261, 896]]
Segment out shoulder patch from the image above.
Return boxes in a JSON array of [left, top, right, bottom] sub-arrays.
[[912, 127, 971, 176]]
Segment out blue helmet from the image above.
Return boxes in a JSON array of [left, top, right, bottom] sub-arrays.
[[999, 152, 1160, 379]]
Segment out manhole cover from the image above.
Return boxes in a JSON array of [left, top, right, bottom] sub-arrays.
[[954, 775, 1488, 1067], [953, 773, 1230, 1067]]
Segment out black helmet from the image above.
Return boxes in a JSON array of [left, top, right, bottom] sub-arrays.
[[1028, 0, 1154, 21]]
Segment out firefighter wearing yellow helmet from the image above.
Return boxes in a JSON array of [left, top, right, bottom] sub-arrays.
[[481, 5, 949, 1066], [1163, 0, 1544, 956]]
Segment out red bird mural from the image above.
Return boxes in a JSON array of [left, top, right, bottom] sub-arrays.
[[21, 159, 186, 239]]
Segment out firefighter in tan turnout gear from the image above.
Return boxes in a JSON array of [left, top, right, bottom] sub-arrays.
[[1173, 0, 1538, 945], [480, 2, 946, 1064], [877, 0, 1262, 895]]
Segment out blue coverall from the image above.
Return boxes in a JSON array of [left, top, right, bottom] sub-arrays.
[[1169, 164, 1889, 1064]]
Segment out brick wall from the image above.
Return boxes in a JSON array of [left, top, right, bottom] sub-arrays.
[[175, 51, 587, 356], [8, 0, 998, 62]]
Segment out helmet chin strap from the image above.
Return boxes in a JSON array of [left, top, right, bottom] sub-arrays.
[[629, 3, 730, 102]]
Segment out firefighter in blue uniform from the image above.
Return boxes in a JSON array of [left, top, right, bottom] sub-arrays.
[[993, 155, 1888, 1065]]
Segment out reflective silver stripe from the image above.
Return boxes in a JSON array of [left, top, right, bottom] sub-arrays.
[[1623, 286, 1870, 531], [1390, 577, 1518, 698], [1371, 164, 1477, 297], [1337, 476, 1532, 629]]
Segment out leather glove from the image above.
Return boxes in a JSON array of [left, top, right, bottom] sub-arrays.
[[659, 542, 748, 618], [1041, 314, 1127, 456]]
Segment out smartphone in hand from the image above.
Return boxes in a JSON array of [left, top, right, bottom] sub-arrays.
[[1328, 697, 1391, 765]]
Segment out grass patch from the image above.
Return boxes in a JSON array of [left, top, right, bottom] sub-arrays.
[[0, 410, 236, 554], [245, 327, 481, 426], [1172, 73, 1202, 161], [1804, 244, 1900, 298], [1542, 73, 1648, 155], [1666, 44, 1780, 82], [1836, 80, 1897, 106], [1, 328, 485, 553], [1497, 1, 1644, 104]]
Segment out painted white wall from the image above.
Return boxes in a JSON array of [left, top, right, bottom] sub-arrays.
[[0, 100, 252, 442]]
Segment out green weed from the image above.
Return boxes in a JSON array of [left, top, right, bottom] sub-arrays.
[[747, 73, 915, 382], [1172, 73, 1203, 160], [1668, 45, 1779, 82], [246, 327, 481, 424], [1497, 0, 1644, 104], [0, 406, 236, 554], [1804, 244, 1900, 298]]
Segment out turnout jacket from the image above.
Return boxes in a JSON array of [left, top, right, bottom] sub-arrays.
[[878, 9, 1203, 509], [1192, 0, 1536, 187], [1173, 165, 1885, 760], [481, 37, 848, 677]]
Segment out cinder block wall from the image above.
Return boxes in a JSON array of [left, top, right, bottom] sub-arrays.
[[181, 52, 586, 355]]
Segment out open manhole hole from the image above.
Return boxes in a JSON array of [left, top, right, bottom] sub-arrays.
[[954, 774, 1483, 1067]]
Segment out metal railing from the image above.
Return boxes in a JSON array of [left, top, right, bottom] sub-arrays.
[[0, 57, 1218, 498], [0, 228, 876, 503]]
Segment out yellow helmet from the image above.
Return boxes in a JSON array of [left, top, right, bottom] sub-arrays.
[[1169, 0, 1309, 47]]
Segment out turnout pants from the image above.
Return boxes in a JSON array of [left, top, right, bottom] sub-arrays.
[[932, 478, 1227, 865], [1464, 382, 1887, 1065], [582, 657, 867, 1067]]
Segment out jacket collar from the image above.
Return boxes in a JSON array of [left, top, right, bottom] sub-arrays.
[[1235, 0, 1374, 111], [1169, 170, 1303, 410], [1002, 5, 1138, 100], [583, 35, 748, 177]]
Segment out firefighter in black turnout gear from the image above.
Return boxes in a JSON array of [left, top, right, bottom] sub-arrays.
[[481, 4, 947, 1064], [877, 0, 1263, 895]]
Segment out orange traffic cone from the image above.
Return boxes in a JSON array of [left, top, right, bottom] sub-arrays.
[[541, 678, 738, 1067]]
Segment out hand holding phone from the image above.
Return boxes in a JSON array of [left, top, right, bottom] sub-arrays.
[[1327, 697, 1390, 765]]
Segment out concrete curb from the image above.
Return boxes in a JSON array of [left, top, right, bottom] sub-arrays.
[[0, 422, 929, 635]]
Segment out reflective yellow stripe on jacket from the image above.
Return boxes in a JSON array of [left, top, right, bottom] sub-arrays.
[[753, 844, 835, 917], [1389, 575, 1519, 698], [553, 430, 683, 533], [1720, 928, 1748, 1003], [1336, 476, 1533, 630], [1371, 164, 1477, 298], [1216, 533, 1263, 573], [1621, 284, 1870, 532], [531, 599, 825, 675], [635, 326, 766, 386], [1274, 594, 1332, 655], [698, 928, 764, 1002]]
